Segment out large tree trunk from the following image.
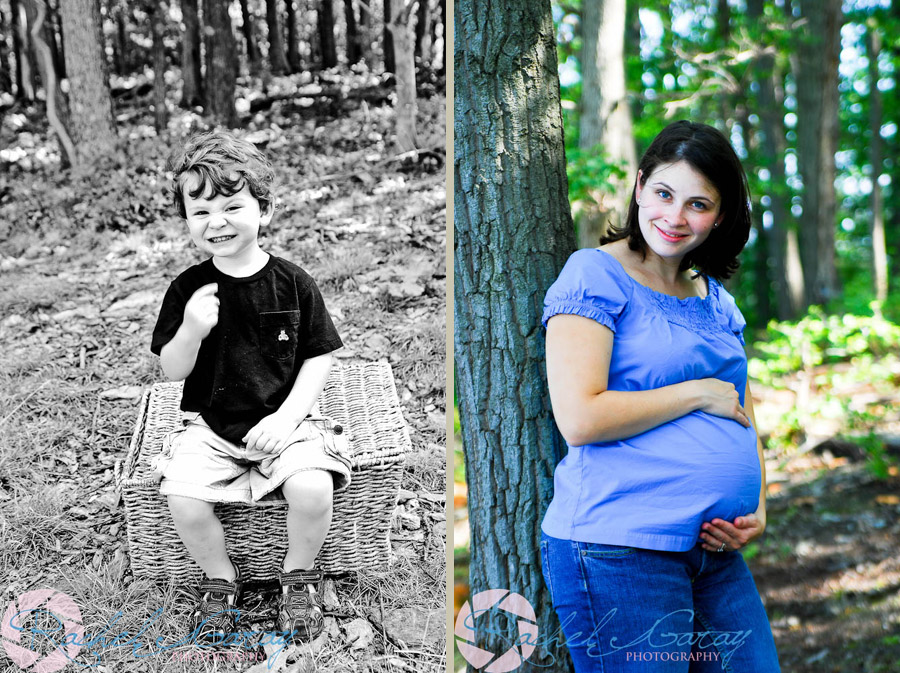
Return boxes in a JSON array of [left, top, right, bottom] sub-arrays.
[[285, 0, 301, 72], [387, 0, 416, 150], [266, 0, 289, 74], [749, 0, 802, 320], [58, 0, 114, 167], [181, 0, 203, 107], [343, 0, 361, 65], [383, 0, 394, 74], [239, 0, 263, 75], [149, 0, 167, 133], [455, 0, 575, 665], [866, 22, 888, 305], [203, 0, 238, 126], [317, 0, 337, 69], [578, 0, 636, 248], [795, 0, 842, 306]]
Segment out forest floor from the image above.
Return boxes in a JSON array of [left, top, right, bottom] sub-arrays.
[[747, 383, 900, 673], [0, 69, 446, 672]]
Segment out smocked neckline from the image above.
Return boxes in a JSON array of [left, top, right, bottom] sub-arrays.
[[593, 247, 715, 304]]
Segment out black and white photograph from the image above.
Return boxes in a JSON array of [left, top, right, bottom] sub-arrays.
[[0, 1, 447, 671]]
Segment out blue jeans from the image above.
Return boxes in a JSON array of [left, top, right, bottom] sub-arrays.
[[540, 533, 780, 672]]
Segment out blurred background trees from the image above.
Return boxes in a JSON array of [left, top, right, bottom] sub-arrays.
[[0, 0, 447, 168], [556, 0, 899, 326]]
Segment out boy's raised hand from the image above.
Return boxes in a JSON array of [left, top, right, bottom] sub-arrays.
[[182, 283, 219, 340]]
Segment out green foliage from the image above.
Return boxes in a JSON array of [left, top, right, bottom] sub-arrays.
[[565, 145, 629, 208], [749, 306, 900, 385]]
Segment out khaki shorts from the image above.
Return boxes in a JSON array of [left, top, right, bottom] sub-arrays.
[[155, 412, 352, 503]]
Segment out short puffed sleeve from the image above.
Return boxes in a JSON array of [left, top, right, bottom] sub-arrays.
[[714, 281, 748, 346], [542, 250, 630, 333]]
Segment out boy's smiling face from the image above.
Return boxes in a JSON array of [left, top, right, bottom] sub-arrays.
[[181, 172, 273, 268]]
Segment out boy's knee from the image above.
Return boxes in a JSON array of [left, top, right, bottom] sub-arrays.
[[167, 494, 216, 527], [282, 471, 334, 516]]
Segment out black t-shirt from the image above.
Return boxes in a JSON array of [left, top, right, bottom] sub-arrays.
[[151, 255, 343, 444]]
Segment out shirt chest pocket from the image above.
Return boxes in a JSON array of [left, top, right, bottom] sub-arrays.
[[259, 310, 301, 360]]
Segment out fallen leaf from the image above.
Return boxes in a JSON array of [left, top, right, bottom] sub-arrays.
[[99, 386, 143, 401], [342, 617, 374, 650], [875, 495, 900, 505]]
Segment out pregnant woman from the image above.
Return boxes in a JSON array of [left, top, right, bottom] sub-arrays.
[[541, 121, 780, 672]]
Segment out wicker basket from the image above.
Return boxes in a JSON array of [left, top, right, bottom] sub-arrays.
[[116, 361, 411, 582]]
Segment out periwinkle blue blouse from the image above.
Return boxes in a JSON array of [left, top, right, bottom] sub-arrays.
[[541, 248, 761, 552]]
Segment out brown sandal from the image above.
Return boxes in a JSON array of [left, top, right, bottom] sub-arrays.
[[276, 568, 325, 642]]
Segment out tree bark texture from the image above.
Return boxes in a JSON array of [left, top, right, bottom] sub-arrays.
[[239, 0, 263, 75], [795, 0, 842, 306], [318, 0, 337, 69], [266, 0, 290, 74], [578, 0, 636, 248], [455, 0, 575, 667], [383, 0, 394, 73], [181, 0, 203, 107], [149, 0, 167, 133], [343, 0, 361, 65], [58, 0, 114, 167], [387, 0, 416, 150], [866, 22, 888, 304], [286, 0, 302, 72], [203, 0, 238, 126], [748, 0, 802, 320]]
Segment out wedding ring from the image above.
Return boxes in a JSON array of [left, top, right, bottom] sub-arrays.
[[717, 542, 726, 552]]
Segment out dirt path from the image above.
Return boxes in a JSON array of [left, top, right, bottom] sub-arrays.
[[751, 449, 900, 672]]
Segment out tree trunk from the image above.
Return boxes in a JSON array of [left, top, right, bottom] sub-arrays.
[[47, 0, 64, 78], [181, 0, 203, 107], [113, 3, 128, 75], [266, 0, 289, 74], [14, 0, 37, 100], [414, 0, 430, 62], [0, 6, 12, 93], [387, 0, 416, 150], [749, 0, 802, 319], [383, 0, 394, 74], [285, 0, 301, 72], [435, 0, 443, 76], [239, 0, 263, 75], [795, 0, 842, 306], [866, 21, 888, 306], [455, 0, 575, 665], [58, 0, 114, 167], [10, 0, 25, 97], [203, 0, 238, 126], [149, 0, 167, 133], [343, 0, 361, 65], [578, 0, 636, 248], [317, 0, 337, 69]]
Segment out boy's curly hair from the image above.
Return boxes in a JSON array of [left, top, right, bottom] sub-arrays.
[[168, 131, 276, 218]]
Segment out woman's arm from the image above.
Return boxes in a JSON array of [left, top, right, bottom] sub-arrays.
[[546, 314, 751, 446]]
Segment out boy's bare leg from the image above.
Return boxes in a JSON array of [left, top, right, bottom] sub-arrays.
[[281, 470, 334, 571], [167, 495, 236, 580]]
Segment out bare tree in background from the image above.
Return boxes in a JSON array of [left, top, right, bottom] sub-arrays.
[[266, 0, 289, 74], [239, 0, 263, 74], [58, 0, 115, 166], [181, 0, 203, 106], [318, 0, 337, 69], [387, 0, 416, 150], [578, 0, 636, 248], [203, 0, 238, 126]]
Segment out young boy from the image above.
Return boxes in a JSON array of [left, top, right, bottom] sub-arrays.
[[150, 131, 351, 643]]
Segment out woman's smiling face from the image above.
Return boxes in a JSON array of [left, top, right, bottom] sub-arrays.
[[634, 160, 724, 264]]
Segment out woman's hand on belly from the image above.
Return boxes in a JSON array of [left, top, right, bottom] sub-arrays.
[[699, 512, 765, 552]]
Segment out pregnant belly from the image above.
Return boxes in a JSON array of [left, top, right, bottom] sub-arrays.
[[572, 411, 761, 543]]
